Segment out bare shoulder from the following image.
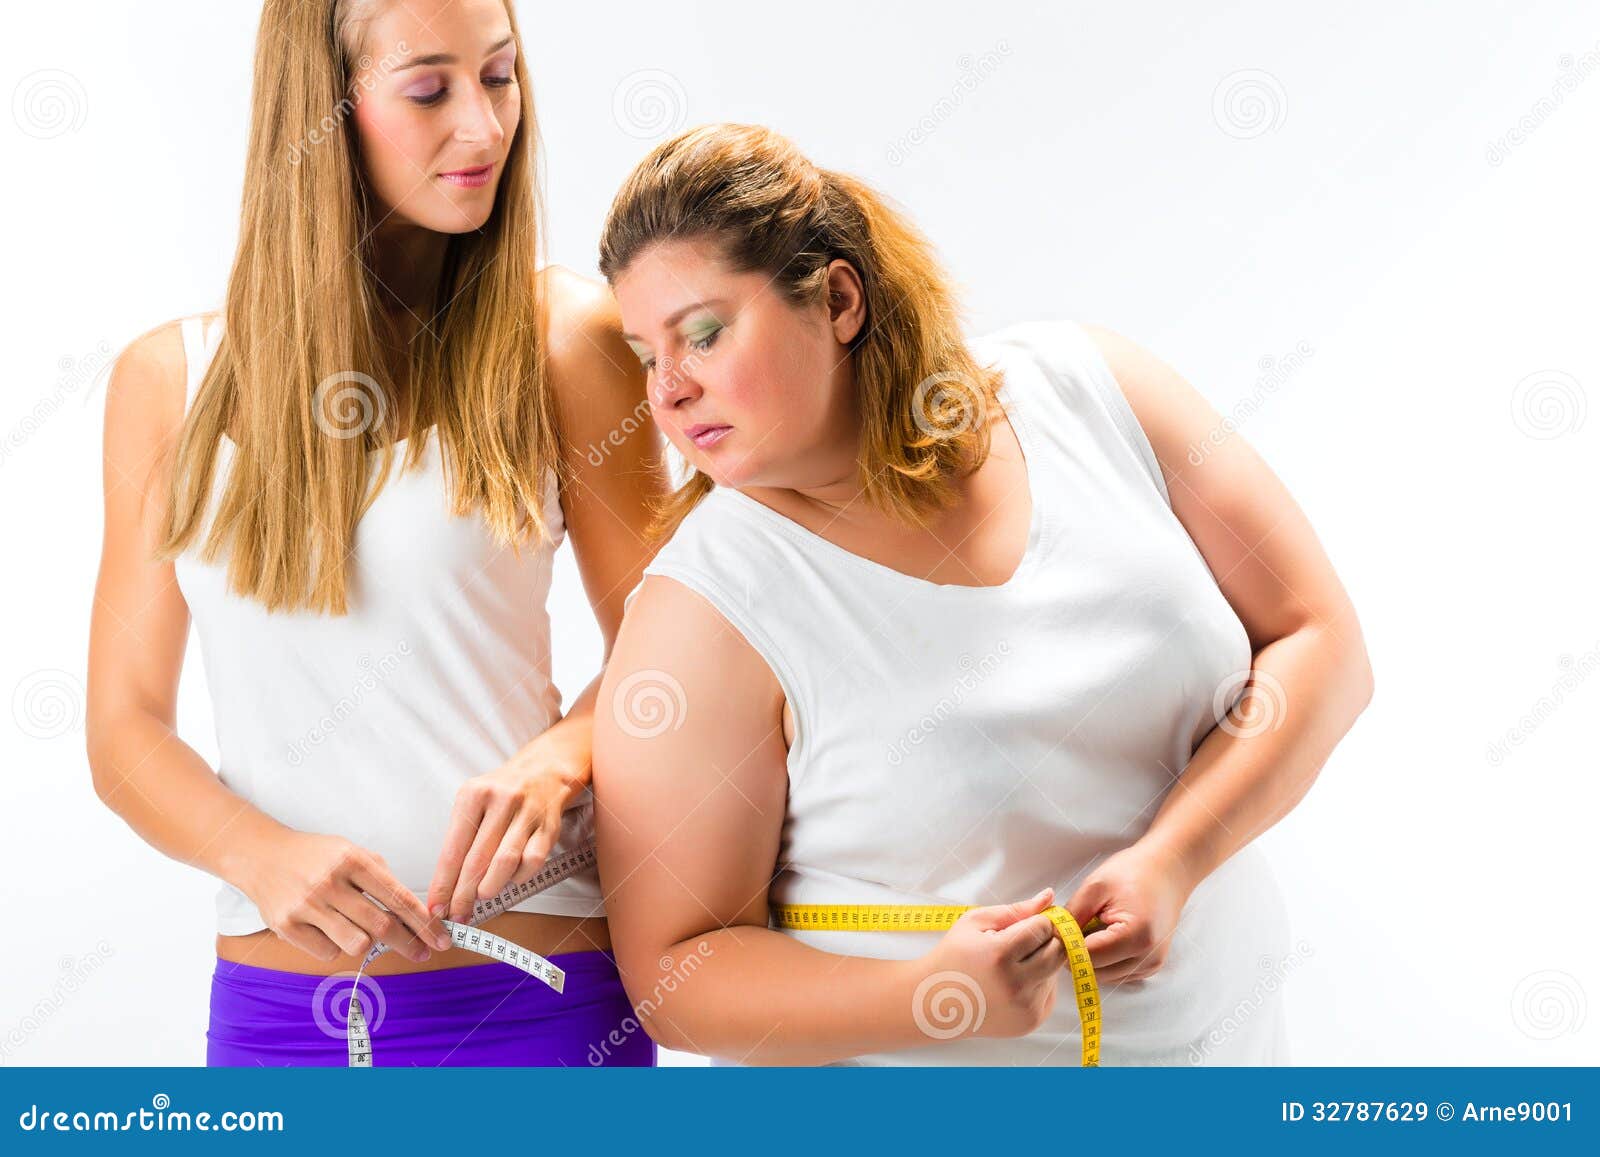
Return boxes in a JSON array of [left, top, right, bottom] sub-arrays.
[[540, 264, 614, 332], [103, 318, 195, 461], [537, 263, 648, 445], [610, 573, 783, 700], [599, 572, 787, 757], [540, 263, 626, 377], [1076, 321, 1155, 399], [1074, 320, 1218, 447]]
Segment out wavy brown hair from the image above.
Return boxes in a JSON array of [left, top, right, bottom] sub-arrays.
[[597, 122, 1003, 544], [152, 0, 560, 615]]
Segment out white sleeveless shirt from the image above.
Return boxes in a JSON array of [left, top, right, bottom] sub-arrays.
[[173, 315, 603, 935], [625, 319, 1294, 1065]]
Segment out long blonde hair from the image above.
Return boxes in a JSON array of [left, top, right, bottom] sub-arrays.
[[154, 0, 560, 615], [597, 122, 1002, 544]]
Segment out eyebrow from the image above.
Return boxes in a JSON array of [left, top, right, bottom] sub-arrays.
[[620, 299, 729, 342], [393, 33, 514, 71]]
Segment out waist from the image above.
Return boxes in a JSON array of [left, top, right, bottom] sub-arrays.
[[216, 909, 611, 975]]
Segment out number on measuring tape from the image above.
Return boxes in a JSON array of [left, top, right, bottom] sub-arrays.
[[343, 840, 596, 1067], [771, 902, 1105, 1067]]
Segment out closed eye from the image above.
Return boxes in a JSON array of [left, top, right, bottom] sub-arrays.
[[629, 324, 720, 374], [407, 74, 516, 107]]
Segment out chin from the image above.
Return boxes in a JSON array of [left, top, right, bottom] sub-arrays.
[[703, 458, 762, 490], [414, 195, 499, 234], [432, 210, 496, 234]]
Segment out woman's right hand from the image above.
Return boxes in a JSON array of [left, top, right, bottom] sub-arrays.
[[917, 887, 1067, 1040], [233, 827, 453, 964]]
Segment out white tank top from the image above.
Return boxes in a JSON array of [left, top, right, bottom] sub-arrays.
[[173, 315, 603, 935], [625, 319, 1294, 1065]]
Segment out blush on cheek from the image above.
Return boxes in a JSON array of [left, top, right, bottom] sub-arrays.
[[351, 98, 437, 212], [354, 100, 426, 168]]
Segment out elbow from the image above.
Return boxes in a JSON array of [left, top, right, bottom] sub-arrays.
[[611, 982, 690, 1056], [84, 708, 145, 807], [1342, 624, 1375, 714], [1336, 641, 1374, 724], [84, 718, 118, 805], [1311, 605, 1374, 717], [1356, 652, 1375, 712], [610, 938, 715, 1057], [632, 1005, 689, 1054]]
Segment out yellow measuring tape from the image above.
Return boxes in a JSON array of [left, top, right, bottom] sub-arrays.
[[771, 903, 1106, 1066]]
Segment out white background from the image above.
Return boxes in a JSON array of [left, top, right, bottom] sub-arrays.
[[2, 0, 1596, 1066]]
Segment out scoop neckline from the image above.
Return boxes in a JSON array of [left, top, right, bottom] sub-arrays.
[[719, 362, 1046, 594]]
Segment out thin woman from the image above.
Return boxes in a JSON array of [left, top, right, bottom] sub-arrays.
[[86, 0, 664, 1066], [591, 123, 1373, 1065]]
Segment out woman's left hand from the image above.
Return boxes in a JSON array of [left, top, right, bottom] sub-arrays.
[[427, 751, 587, 924], [1063, 840, 1197, 987]]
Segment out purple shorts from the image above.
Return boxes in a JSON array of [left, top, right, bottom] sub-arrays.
[[206, 950, 658, 1067]]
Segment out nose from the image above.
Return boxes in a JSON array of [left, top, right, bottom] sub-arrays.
[[453, 84, 505, 147], [649, 352, 701, 410]]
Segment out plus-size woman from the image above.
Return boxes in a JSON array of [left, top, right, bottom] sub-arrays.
[[592, 123, 1373, 1066]]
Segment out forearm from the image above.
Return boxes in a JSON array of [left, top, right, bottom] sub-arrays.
[[515, 671, 603, 791], [87, 710, 286, 891], [629, 926, 930, 1066], [1141, 624, 1373, 890]]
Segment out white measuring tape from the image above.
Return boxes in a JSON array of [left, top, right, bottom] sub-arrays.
[[344, 839, 599, 1067]]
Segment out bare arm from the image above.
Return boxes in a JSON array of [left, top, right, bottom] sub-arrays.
[[530, 266, 669, 773], [592, 576, 1064, 1064], [87, 322, 443, 961], [85, 323, 283, 885], [428, 268, 671, 919], [1082, 323, 1375, 891], [592, 575, 927, 1064]]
